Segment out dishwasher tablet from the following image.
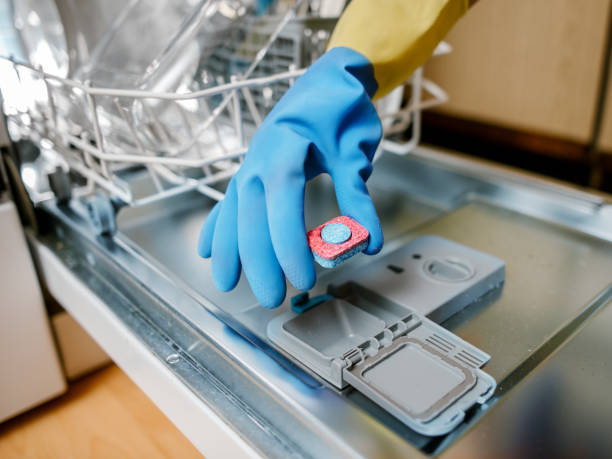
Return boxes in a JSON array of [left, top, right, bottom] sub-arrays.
[[307, 216, 369, 268]]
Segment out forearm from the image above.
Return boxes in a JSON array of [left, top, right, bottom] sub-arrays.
[[328, 0, 478, 99]]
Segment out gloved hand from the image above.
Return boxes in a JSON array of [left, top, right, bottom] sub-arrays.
[[197, 46, 383, 308]]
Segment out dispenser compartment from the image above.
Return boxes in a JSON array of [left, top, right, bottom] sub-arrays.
[[267, 281, 496, 435], [282, 299, 386, 359], [267, 236, 503, 436]]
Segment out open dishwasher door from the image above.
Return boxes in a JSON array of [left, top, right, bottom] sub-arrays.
[[26, 145, 612, 458]]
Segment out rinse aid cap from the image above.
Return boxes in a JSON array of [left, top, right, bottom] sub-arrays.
[[307, 216, 369, 268]]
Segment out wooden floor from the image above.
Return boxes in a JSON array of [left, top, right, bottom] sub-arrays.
[[0, 365, 202, 458]]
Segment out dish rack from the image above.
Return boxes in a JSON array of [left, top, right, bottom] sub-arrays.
[[0, 2, 450, 235]]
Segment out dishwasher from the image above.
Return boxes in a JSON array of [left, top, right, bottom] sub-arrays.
[[2, 0, 612, 457]]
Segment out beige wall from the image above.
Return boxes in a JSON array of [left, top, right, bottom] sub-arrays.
[[425, 0, 611, 144]]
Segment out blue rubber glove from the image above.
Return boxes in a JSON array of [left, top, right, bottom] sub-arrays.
[[198, 47, 383, 308]]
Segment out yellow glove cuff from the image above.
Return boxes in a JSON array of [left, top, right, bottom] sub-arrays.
[[327, 0, 469, 99]]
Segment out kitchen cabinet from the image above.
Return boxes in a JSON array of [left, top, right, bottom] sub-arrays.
[[425, 0, 610, 145]]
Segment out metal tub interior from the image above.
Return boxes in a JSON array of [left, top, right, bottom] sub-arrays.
[[39, 146, 612, 457]]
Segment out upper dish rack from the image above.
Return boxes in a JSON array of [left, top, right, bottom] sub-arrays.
[[0, 0, 449, 234]]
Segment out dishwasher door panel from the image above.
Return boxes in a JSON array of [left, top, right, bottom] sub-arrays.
[[34, 147, 612, 457]]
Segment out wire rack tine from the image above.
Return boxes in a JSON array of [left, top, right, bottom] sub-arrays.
[[231, 75, 245, 150], [113, 97, 164, 192], [85, 81, 112, 179], [38, 65, 58, 134], [201, 96, 228, 154], [241, 86, 263, 126], [9, 56, 24, 113], [141, 101, 172, 147]]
